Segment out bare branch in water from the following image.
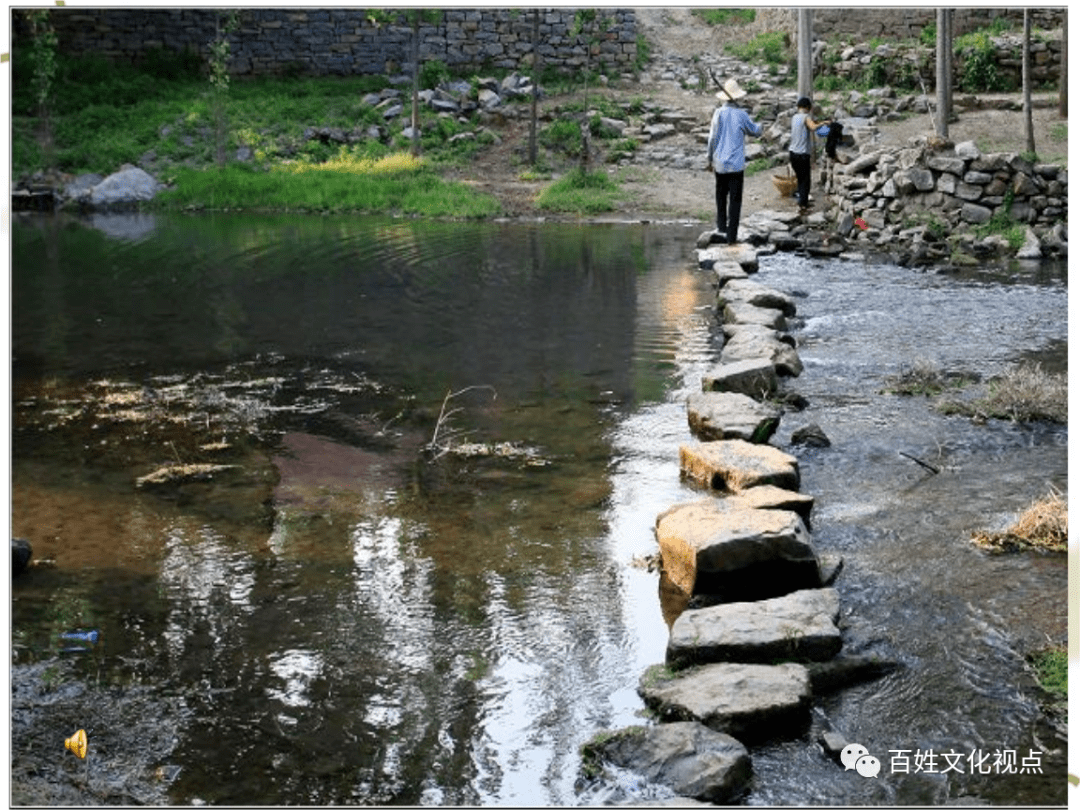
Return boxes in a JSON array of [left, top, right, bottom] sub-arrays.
[[426, 386, 497, 458]]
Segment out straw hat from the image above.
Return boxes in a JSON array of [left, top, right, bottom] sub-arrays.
[[715, 78, 747, 102]]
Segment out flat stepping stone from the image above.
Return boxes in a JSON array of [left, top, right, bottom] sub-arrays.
[[666, 588, 842, 668], [655, 497, 819, 598], [719, 326, 803, 377], [727, 484, 815, 524], [720, 279, 797, 317], [712, 260, 750, 285], [582, 722, 751, 804], [680, 439, 800, 493], [639, 661, 811, 741], [721, 300, 788, 330], [702, 359, 779, 400], [686, 391, 780, 443]]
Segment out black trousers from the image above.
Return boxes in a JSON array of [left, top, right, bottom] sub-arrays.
[[789, 151, 811, 207], [714, 171, 745, 244]]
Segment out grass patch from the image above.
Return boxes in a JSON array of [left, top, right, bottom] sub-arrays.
[[1029, 645, 1067, 697], [725, 31, 790, 67], [154, 155, 501, 217], [693, 9, 756, 26], [938, 362, 1067, 423], [970, 489, 1067, 554], [535, 168, 622, 214], [579, 726, 647, 779], [882, 360, 977, 396]]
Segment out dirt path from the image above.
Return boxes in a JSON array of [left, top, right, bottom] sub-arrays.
[[465, 9, 1066, 224]]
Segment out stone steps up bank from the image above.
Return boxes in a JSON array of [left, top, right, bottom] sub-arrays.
[[581, 239, 897, 804]]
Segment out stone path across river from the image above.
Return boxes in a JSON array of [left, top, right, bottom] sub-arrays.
[[582, 235, 900, 803]]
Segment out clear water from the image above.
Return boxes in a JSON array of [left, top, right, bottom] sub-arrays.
[[10, 213, 1067, 805]]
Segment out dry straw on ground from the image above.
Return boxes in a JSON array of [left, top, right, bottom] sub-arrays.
[[970, 489, 1067, 553]]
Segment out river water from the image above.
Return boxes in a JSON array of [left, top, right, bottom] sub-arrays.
[[9, 212, 1067, 805]]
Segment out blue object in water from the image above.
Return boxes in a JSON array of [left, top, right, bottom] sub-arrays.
[[60, 630, 100, 644]]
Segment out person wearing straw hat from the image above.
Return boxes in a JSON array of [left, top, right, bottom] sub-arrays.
[[789, 96, 832, 214], [706, 78, 764, 245]]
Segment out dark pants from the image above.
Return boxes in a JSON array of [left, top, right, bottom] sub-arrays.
[[714, 171, 744, 244], [789, 151, 811, 207]]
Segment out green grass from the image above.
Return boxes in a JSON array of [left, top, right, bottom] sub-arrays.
[[693, 9, 756, 26], [725, 31, 790, 67], [154, 159, 501, 218], [535, 168, 622, 213], [1029, 645, 1067, 697]]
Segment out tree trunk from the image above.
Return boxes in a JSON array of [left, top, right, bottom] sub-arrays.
[[797, 10, 813, 100], [935, 8, 949, 138], [1059, 13, 1067, 118], [945, 9, 953, 124], [411, 15, 421, 157], [1023, 9, 1036, 155], [529, 8, 539, 166]]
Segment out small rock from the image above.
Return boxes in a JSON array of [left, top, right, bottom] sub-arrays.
[[791, 424, 831, 447]]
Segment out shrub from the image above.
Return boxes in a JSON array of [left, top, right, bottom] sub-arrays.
[[540, 118, 584, 156], [420, 58, 450, 90], [955, 30, 1008, 92]]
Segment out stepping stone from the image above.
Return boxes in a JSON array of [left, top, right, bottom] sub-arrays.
[[712, 260, 750, 285], [702, 358, 779, 400], [655, 497, 819, 598], [721, 300, 788, 330], [686, 391, 780, 443], [727, 484, 815, 525], [582, 722, 751, 804], [680, 439, 800, 493], [719, 332, 803, 378], [639, 661, 811, 741], [720, 279, 797, 317], [666, 588, 842, 668]]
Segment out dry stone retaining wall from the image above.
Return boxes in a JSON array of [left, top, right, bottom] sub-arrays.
[[825, 140, 1068, 234], [39, 8, 639, 77]]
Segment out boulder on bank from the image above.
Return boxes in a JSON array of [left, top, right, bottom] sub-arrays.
[[686, 391, 780, 443], [655, 497, 819, 598], [639, 661, 811, 741], [87, 165, 163, 210], [701, 358, 779, 400], [582, 722, 751, 804], [666, 588, 842, 669], [680, 439, 800, 493]]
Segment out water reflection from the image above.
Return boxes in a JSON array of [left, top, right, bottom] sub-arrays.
[[10, 214, 1067, 806]]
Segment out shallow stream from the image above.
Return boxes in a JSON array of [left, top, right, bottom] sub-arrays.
[[10, 212, 1067, 805]]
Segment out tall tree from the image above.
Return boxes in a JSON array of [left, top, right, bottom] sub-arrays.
[[570, 9, 613, 172], [1022, 9, 1036, 155], [1058, 12, 1067, 119], [935, 8, 950, 138], [529, 8, 540, 166], [797, 10, 813, 100]]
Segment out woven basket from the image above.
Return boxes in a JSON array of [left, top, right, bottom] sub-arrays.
[[772, 169, 797, 198]]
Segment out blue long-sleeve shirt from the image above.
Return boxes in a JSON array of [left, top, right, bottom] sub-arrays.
[[707, 103, 763, 173]]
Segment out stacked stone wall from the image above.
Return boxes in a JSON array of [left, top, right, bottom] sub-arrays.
[[826, 142, 1068, 232], [771, 8, 1066, 43], [35, 8, 639, 77]]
